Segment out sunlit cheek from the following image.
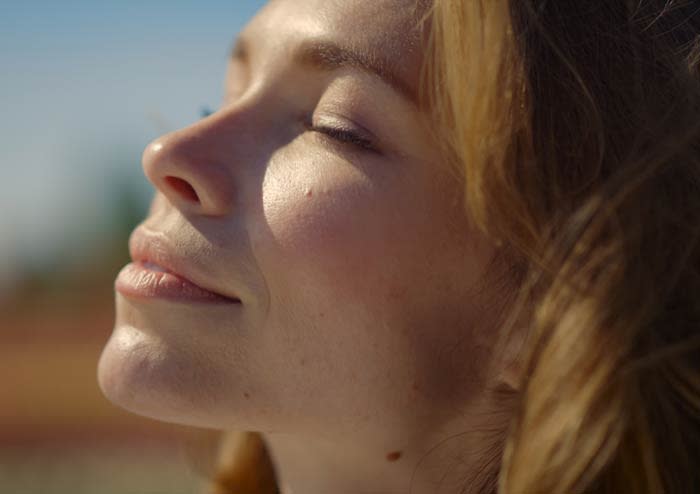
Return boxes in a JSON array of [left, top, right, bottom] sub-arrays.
[[259, 164, 386, 278]]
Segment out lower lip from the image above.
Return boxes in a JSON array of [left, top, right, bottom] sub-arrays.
[[115, 262, 240, 304]]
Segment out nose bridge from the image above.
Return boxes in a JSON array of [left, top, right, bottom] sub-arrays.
[[142, 107, 252, 217]]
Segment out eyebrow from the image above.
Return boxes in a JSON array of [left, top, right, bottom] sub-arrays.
[[230, 36, 418, 106]]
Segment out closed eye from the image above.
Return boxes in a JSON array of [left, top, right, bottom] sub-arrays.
[[303, 120, 379, 153]]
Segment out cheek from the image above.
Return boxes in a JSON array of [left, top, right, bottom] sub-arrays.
[[253, 155, 424, 389], [257, 158, 409, 304], [250, 152, 492, 427]]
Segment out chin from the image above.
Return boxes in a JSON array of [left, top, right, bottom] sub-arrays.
[[97, 295, 260, 429], [96, 296, 199, 425], [97, 322, 187, 423]]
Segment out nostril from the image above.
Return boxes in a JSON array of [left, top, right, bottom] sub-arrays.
[[165, 176, 199, 203]]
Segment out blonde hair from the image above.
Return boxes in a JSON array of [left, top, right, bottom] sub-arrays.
[[202, 1, 700, 493]]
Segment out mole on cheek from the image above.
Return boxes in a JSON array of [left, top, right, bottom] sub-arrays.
[[386, 451, 402, 462]]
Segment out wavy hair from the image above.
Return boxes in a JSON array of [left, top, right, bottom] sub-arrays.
[[201, 1, 700, 493]]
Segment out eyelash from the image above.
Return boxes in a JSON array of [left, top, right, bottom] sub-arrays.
[[199, 107, 378, 153], [303, 120, 378, 153]]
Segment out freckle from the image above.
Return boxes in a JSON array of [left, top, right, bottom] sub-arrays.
[[243, 392, 250, 399], [412, 381, 419, 391], [304, 187, 313, 197], [300, 358, 306, 367], [386, 451, 402, 462]]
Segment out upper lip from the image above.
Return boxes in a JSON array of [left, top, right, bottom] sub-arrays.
[[128, 227, 241, 303]]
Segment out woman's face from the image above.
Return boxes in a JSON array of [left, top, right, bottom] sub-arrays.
[[99, 0, 501, 443]]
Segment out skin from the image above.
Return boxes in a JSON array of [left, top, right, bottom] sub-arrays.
[[98, 1, 518, 493]]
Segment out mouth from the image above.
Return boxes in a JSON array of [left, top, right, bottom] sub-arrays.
[[115, 230, 242, 305]]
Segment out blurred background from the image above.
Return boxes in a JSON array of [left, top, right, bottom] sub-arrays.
[[1, 1, 265, 492]]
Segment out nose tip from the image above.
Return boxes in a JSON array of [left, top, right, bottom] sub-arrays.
[[142, 136, 234, 217]]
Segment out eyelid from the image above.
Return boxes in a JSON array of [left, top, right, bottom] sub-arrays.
[[305, 114, 380, 153], [311, 124, 377, 152]]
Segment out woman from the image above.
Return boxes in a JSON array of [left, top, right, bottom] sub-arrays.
[[97, 0, 700, 493]]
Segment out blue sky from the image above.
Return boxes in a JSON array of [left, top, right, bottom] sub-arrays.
[[0, 1, 266, 288]]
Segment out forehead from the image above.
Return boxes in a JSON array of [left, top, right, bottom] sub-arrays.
[[259, 0, 427, 37], [242, 0, 429, 92]]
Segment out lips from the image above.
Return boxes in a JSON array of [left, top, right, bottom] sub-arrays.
[[115, 228, 241, 304]]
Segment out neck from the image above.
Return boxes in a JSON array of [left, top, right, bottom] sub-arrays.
[[261, 406, 507, 494]]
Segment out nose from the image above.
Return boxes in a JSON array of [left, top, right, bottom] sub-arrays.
[[142, 116, 236, 217]]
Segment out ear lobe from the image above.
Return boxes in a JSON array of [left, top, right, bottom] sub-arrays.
[[497, 355, 525, 393], [493, 319, 529, 394]]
